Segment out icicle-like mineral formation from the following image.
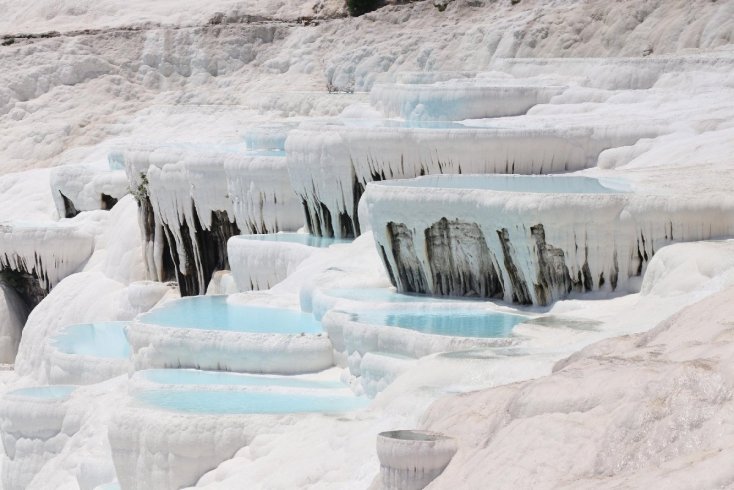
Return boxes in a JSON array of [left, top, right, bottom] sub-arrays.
[[0, 222, 94, 308], [124, 145, 302, 295]]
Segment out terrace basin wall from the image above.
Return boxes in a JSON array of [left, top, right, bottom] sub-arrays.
[[365, 175, 734, 306]]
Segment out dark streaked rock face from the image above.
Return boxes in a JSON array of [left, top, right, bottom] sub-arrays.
[[0, 266, 46, 311], [100, 194, 118, 210], [385, 222, 429, 293], [59, 192, 79, 218], [138, 194, 177, 283], [301, 173, 362, 239], [164, 206, 240, 297], [496, 227, 533, 305], [530, 224, 572, 305], [425, 218, 504, 298], [194, 209, 240, 293], [377, 219, 632, 306]]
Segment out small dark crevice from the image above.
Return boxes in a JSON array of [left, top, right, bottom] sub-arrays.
[[0, 267, 46, 311], [100, 193, 118, 210], [59, 191, 79, 218], [379, 245, 397, 287]]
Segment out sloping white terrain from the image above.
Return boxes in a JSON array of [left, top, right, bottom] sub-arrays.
[[0, 0, 733, 489]]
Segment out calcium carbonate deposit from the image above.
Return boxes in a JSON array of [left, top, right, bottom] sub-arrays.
[[1, 1, 734, 489]]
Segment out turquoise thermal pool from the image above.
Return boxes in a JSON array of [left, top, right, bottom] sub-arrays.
[[52, 322, 131, 359], [6, 386, 76, 400], [138, 296, 324, 334], [354, 309, 527, 338], [136, 388, 367, 414], [142, 369, 344, 390]]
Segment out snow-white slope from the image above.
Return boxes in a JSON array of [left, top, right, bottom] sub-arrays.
[[423, 281, 734, 489]]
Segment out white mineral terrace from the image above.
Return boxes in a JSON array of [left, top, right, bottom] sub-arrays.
[[126, 296, 333, 374], [0, 386, 78, 489], [0, 222, 94, 294], [369, 76, 569, 121], [49, 162, 128, 218], [44, 322, 132, 385], [110, 368, 367, 490], [123, 144, 303, 294], [366, 174, 734, 305], [227, 233, 351, 292], [285, 115, 662, 238]]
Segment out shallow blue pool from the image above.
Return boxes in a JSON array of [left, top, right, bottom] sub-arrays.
[[137, 389, 368, 414], [52, 322, 131, 359], [242, 149, 286, 158], [335, 119, 478, 130], [243, 124, 297, 151], [355, 309, 526, 338], [236, 233, 352, 248], [7, 386, 76, 400], [381, 175, 628, 194], [139, 296, 324, 334], [143, 369, 344, 390], [323, 288, 451, 304]]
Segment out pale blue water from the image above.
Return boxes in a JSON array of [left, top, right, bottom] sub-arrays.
[[139, 296, 324, 334], [243, 124, 297, 151], [323, 288, 450, 304], [95, 483, 121, 490], [7, 386, 76, 400], [337, 119, 477, 129], [52, 322, 131, 359], [382, 175, 628, 193], [235, 233, 351, 248], [143, 369, 344, 390], [137, 389, 368, 414], [242, 149, 286, 158], [355, 309, 526, 338]]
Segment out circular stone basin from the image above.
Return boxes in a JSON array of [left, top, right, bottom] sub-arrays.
[[5, 386, 75, 401], [138, 296, 323, 334], [52, 322, 131, 359], [141, 369, 344, 390], [354, 308, 526, 338], [378, 174, 628, 193], [377, 430, 458, 489], [233, 232, 352, 248]]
